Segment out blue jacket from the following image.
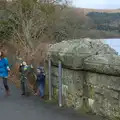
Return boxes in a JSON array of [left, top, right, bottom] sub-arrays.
[[0, 58, 9, 77]]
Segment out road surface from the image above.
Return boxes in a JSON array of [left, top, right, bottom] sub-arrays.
[[0, 82, 103, 120]]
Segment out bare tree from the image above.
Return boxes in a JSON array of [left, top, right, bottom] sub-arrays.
[[6, 0, 67, 62]]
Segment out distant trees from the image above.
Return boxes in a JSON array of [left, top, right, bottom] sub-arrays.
[[87, 12, 120, 32], [118, 24, 120, 32]]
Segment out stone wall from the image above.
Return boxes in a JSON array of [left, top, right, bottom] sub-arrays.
[[46, 39, 120, 120], [87, 72, 120, 119], [45, 65, 120, 119]]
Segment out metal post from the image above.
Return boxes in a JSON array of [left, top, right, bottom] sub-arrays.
[[58, 60, 62, 107], [48, 57, 52, 100]]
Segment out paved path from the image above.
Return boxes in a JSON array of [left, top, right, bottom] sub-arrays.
[[0, 82, 103, 120]]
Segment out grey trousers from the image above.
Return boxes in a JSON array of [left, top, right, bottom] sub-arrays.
[[21, 77, 29, 95], [21, 81, 25, 94], [2, 77, 9, 91]]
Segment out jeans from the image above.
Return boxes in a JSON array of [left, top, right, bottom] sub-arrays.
[[38, 83, 45, 97], [3, 77, 9, 91]]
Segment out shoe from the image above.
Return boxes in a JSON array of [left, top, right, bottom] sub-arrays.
[[6, 90, 10, 96], [34, 93, 38, 96], [40, 96, 44, 99]]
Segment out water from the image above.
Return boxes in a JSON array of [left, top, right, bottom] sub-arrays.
[[104, 38, 120, 55]]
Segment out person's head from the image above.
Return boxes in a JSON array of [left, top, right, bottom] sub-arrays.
[[0, 51, 5, 58], [37, 67, 44, 74], [37, 68, 41, 74], [22, 61, 27, 66]]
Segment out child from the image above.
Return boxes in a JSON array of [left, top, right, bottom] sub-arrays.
[[35, 67, 45, 98], [19, 61, 29, 95]]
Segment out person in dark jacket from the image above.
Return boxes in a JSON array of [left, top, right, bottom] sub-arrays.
[[0, 51, 10, 96], [19, 61, 29, 95], [34, 67, 45, 98]]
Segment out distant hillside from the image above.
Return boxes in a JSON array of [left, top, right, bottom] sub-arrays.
[[70, 8, 120, 34], [75, 8, 120, 15]]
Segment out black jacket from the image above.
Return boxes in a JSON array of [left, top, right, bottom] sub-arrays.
[[37, 72, 45, 84]]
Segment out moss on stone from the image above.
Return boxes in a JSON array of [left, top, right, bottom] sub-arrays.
[[53, 87, 58, 100], [79, 98, 92, 114], [89, 85, 95, 99], [45, 80, 49, 96]]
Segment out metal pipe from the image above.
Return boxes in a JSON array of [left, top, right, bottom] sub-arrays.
[[58, 61, 62, 107], [48, 57, 52, 100]]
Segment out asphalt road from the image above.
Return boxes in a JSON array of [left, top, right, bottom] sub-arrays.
[[0, 82, 103, 120]]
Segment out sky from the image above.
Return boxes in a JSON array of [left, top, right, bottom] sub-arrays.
[[105, 39, 120, 55], [72, 0, 120, 9]]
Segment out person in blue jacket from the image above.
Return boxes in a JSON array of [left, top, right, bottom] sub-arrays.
[[0, 51, 10, 96], [34, 66, 45, 98]]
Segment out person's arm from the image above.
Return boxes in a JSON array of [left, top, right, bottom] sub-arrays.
[[4, 58, 10, 71], [19, 65, 22, 73]]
